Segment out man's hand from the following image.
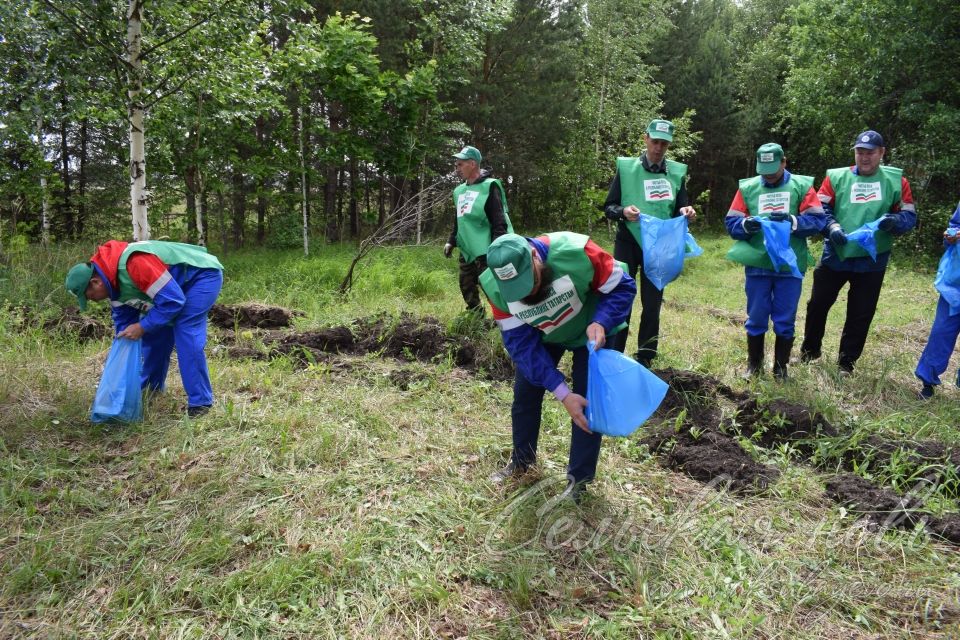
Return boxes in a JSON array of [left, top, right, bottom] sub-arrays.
[[945, 229, 959, 245], [443, 243, 454, 258], [878, 215, 896, 232], [679, 205, 696, 221], [743, 217, 761, 234], [117, 322, 144, 340], [561, 393, 592, 433], [622, 205, 640, 222], [586, 322, 606, 350], [828, 226, 848, 246]]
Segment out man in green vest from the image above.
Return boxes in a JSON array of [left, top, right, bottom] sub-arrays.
[[799, 130, 917, 374], [480, 232, 636, 502], [444, 145, 512, 311], [725, 143, 827, 378], [604, 119, 696, 366], [65, 240, 224, 417]]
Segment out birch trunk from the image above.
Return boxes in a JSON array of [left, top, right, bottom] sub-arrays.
[[37, 116, 50, 246], [299, 105, 309, 256], [127, 0, 150, 241], [196, 172, 206, 246]]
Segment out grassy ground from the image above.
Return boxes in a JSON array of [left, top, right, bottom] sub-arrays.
[[1, 230, 959, 639]]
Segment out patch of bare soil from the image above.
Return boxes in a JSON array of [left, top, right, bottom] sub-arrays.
[[19, 305, 110, 340], [825, 473, 926, 528], [645, 370, 960, 545], [209, 303, 302, 329], [642, 369, 777, 493], [221, 311, 514, 381]]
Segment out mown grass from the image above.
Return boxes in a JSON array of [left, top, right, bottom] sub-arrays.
[[1, 230, 959, 638]]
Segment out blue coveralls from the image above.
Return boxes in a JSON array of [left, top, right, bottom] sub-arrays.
[[95, 262, 223, 408], [915, 201, 960, 387]]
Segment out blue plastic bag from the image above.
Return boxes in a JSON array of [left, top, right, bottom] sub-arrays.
[[684, 232, 704, 259], [845, 218, 884, 261], [759, 218, 802, 278], [935, 244, 960, 316], [586, 342, 669, 437], [90, 337, 143, 423], [640, 214, 701, 290]]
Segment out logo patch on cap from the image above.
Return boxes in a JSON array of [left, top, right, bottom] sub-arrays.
[[493, 264, 519, 280], [760, 152, 775, 162], [655, 122, 670, 132], [861, 135, 870, 142]]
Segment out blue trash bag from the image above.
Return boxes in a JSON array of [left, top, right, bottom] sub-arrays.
[[640, 214, 691, 291], [845, 218, 884, 261], [684, 232, 704, 259], [586, 341, 669, 437], [90, 337, 143, 423], [759, 218, 802, 278], [935, 244, 960, 316]]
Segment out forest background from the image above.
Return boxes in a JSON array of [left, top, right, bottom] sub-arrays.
[[2, 0, 959, 255]]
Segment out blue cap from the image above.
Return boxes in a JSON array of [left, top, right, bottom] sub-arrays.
[[853, 130, 884, 150]]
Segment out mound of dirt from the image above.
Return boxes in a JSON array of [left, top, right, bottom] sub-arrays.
[[222, 311, 514, 381], [643, 426, 779, 493], [43, 307, 110, 340], [643, 369, 777, 493], [210, 303, 302, 329], [732, 398, 837, 453], [825, 473, 925, 528]]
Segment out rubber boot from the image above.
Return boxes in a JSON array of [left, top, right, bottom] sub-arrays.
[[744, 333, 764, 378], [773, 335, 794, 380]]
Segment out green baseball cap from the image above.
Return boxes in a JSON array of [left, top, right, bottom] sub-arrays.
[[65, 263, 94, 311], [755, 142, 784, 175], [646, 119, 675, 142], [453, 145, 482, 164], [486, 234, 534, 303]]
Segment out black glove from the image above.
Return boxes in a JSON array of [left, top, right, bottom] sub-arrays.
[[443, 243, 454, 258], [829, 226, 848, 246], [878, 215, 896, 232], [743, 217, 761, 234], [768, 212, 791, 223]]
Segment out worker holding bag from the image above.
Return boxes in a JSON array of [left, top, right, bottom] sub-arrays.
[[725, 143, 827, 379], [66, 240, 224, 418], [603, 119, 697, 367], [481, 232, 636, 503]]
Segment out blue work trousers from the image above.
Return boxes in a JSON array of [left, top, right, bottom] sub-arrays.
[[745, 272, 803, 337], [916, 295, 960, 386], [141, 268, 223, 408], [511, 342, 602, 485]]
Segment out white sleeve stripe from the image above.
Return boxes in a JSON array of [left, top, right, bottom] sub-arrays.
[[817, 194, 832, 204], [598, 265, 624, 294], [496, 316, 524, 331], [800, 206, 825, 214], [900, 203, 916, 212], [727, 210, 746, 218], [145, 271, 172, 298]]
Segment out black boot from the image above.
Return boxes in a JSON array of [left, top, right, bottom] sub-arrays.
[[773, 335, 794, 380], [744, 334, 764, 378]]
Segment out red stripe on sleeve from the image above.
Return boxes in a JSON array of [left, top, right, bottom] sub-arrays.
[[126, 253, 170, 294], [729, 190, 748, 215], [817, 175, 836, 205], [800, 188, 821, 211], [584, 239, 615, 290]]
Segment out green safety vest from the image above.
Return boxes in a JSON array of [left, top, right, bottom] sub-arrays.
[[617, 157, 687, 247], [827, 165, 902, 260], [117, 241, 223, 310], [726, 174, 815, 273], [480, 232, 627, 348], [452, 178, 513, 263]]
